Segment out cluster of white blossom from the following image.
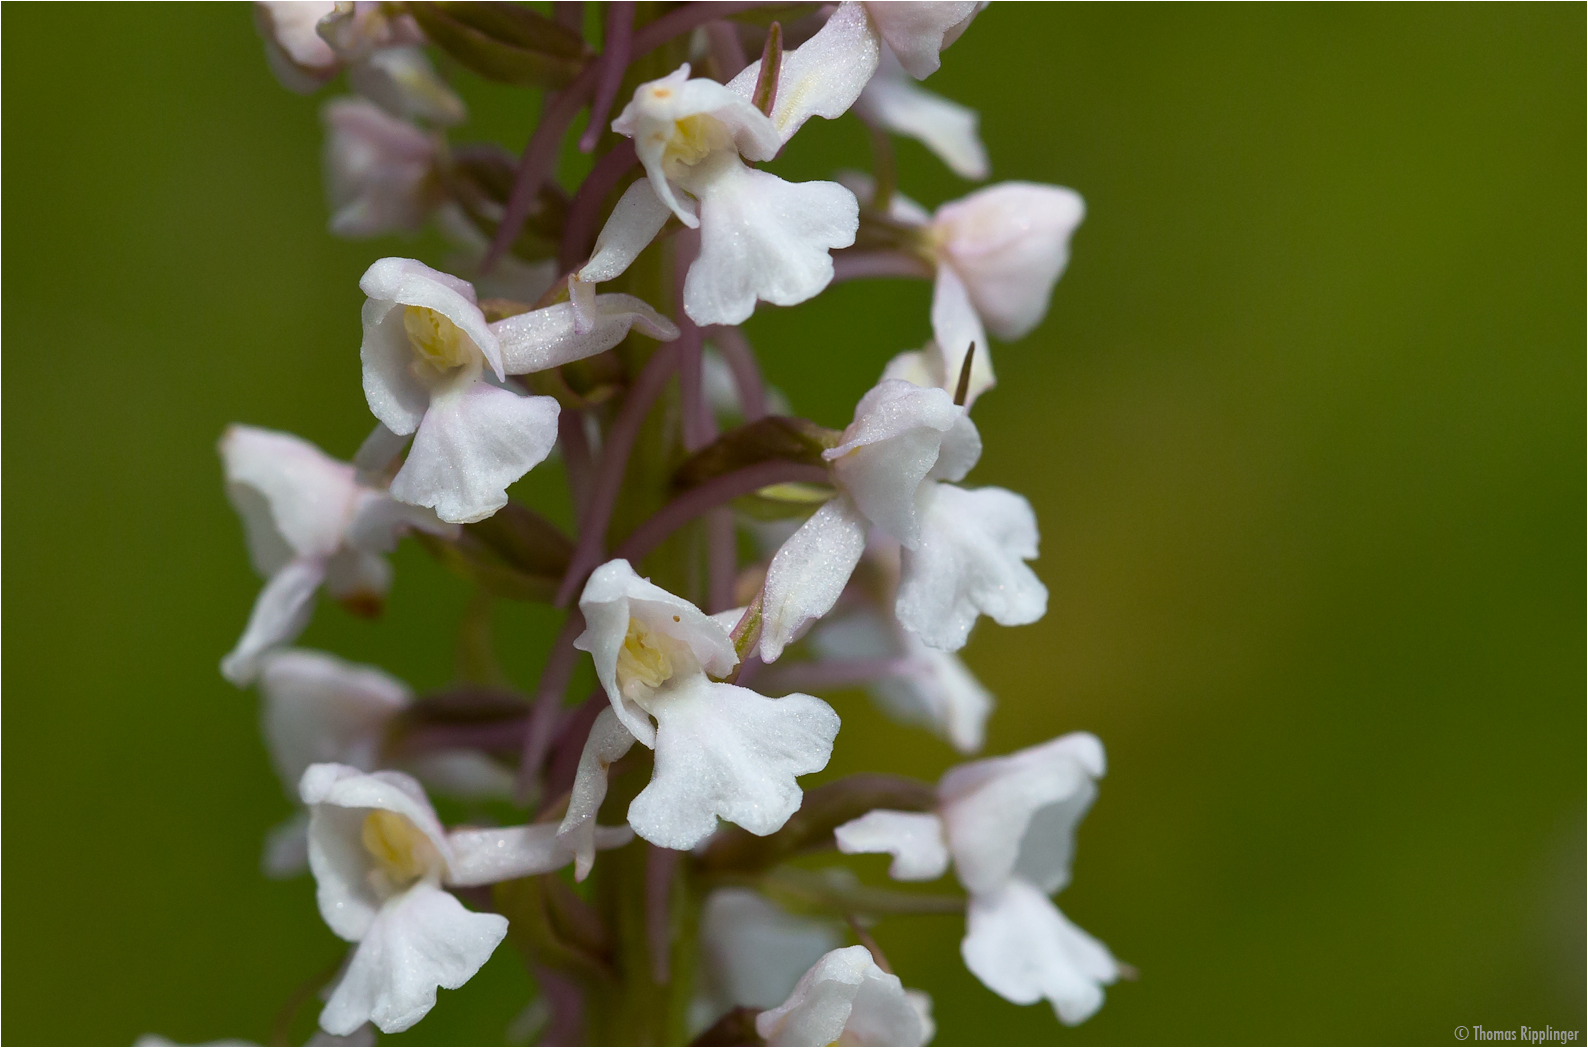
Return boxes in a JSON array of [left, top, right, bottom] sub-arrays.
[[177, 3, 1121, 1045]]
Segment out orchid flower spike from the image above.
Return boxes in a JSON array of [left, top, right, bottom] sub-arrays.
[[863, 1, 987, 79], [755, 946, 935, 1047], [358, 258, 677, 523], [759, 379, 1046, 661], [833, 733, 1122, 1026], [302, 764, 629, 1035], [322, 99, 444, 238], [559, 560, 839, 856], [256, 649, 518, 877], [219, 425, 454, 686], [857, 45, 989, 180], [579, 2, 883, 325]]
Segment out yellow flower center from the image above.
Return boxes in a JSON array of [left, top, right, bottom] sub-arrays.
[[361, 809, 441, 892], [616, 617, 677, 695], [403, 305, 476, 372]]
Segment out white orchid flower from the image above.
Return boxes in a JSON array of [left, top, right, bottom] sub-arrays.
[[219, 425, 454, 686], [322, 99, 442, 238], [759, 379, 1045, 660], [690, 888, 842, 1035], [255, 649, 520, 877], [878, 181, 1086, 407], [579, 2, 882, 325], [857, 45, 989, 180], [254, 1, 340, 93], [561, 559, 839, 852], [754, 946, 934, 1047], [345, 46, 466, 127], [862, 1, 986, 80], [302, 763, 629, 1035], [256, 1, 462, 125], [833, 733, 1121, 1026], [810, 604, 993, 753], [358, 258, 677, 524]]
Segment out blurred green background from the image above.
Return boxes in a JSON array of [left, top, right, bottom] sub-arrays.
[[3, 4, 1582, 1044]]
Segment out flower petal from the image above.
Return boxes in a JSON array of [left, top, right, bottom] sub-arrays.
[[557, 706, 640, 881], [857, 48, 989, 179], [262, 811, 312, 879], [896, 483, 1046, 651], [493, 294, 679, 375], [322, 97, 441, 238], [683, 159, 857, 326], [961, 878, 1118, 1026], [937, 733, 1105, 895], [758, 495, 870, 663], [579, 177, 678, 284], [346, 46, 467, 127], [628, 677, 839, 849], [696, 888, 842, 1021], [318, 882, 508, 1035], [221, 558, 326, 686], [934, 182, 1086, 341], [221, 424, 360, 565], [864, 1, 985, 80], [445, 821, 632, 887], [834, 809, 950, 881], [575, 559, 740, 743], [825, 380, 972, 547], [254, 1, 339, 92], [259, 649, 411, 794], [929, 264, 996, 407], [302, 763, 453, 940], [361, 258, 503, 418], [728, 2, 881, 145], [390, 381, 560, 524], [755, 945, 929, 1047]]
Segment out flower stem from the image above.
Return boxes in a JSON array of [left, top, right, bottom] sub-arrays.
[[612, 460, 830, 567], [580, 2, 636, 153], [484, 64, 600, 272], [555, 343, 682, 606], [705, 324, 767, 420]]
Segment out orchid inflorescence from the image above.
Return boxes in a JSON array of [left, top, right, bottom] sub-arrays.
[[204, 2, 1119, 1044]]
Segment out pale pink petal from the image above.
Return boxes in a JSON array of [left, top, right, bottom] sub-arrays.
[[758, 496, 870, 663], [834, 809, 950, 881], [390, 381, 560, 524]]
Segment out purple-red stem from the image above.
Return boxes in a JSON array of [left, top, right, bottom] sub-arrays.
[[645, 845, 680, 985], [483, 63, 600, 272], [555, 343, 682, 606], [580, 2, 636, 153], [705, 324, 767, 420], [755, 656, 917, 695], [628, 2, 777, 58], [706, 507, 736, 613], [673, 227, 712, 453], [831, 248, 935, 283], [613, 460, 830, 567], [558, 406, 594, 522], [543, 690, 607, 804], [705, 20, 748, 79], [533, 964, 586, 1046], [559, 138, 638, 271], [516, 611, 587, 802]]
